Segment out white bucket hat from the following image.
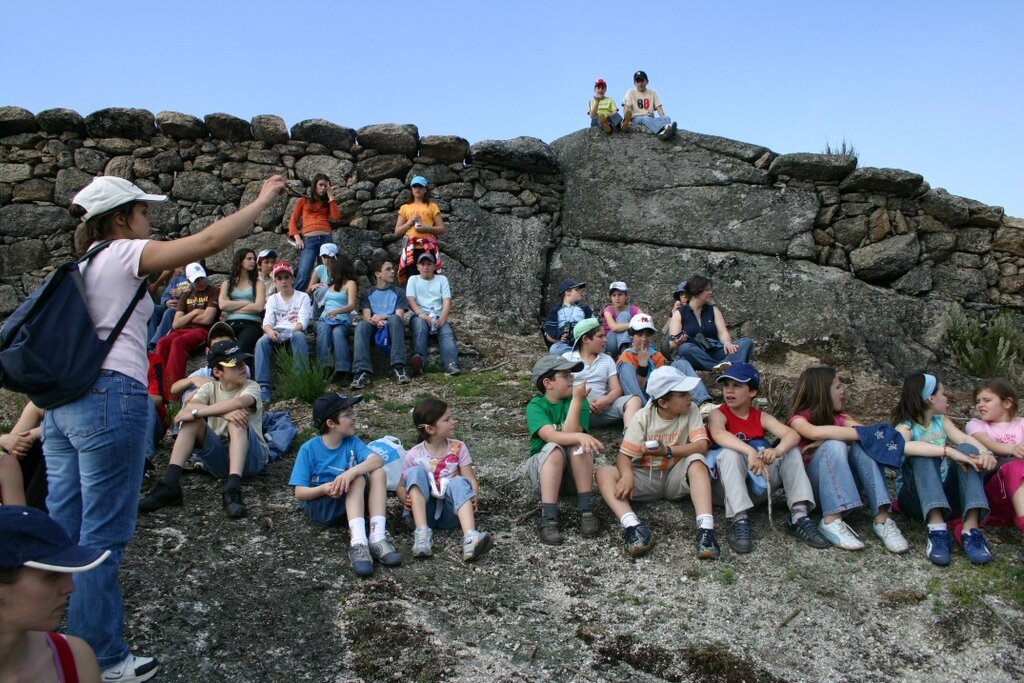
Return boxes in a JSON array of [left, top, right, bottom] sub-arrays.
[[72, 176, 167, 220]]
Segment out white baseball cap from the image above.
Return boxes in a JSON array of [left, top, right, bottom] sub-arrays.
[[319, 243, 339, 258], [646, 366, 700, 401], [185, 263, 207, 283], [71, 176, 167, 220], [608, 281, 629, 293], [628, 313, 656, 333]]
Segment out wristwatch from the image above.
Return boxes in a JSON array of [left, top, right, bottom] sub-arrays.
[[191, 408, 200, 419]]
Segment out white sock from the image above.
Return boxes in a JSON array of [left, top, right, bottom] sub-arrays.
[[349, 518, 368, 546], [368, 515, 386, 543], [620, 512, 640, 529], [927, 522, 948, 532], [463, 529, 477, 540], [790, 502, 810, 524], [696, 514, 714, 530]]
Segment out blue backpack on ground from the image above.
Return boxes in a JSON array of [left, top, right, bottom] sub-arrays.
[[0, 241, 147, 409]]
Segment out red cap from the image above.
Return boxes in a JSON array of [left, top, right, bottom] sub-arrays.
[[272, 261, 294, 276], [595, 78, 607, 88]]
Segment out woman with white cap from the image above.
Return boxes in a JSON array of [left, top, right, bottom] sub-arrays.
[[0, 505, 110, 683], [51, 173, 285, 681], [395, 175, 446, 282]]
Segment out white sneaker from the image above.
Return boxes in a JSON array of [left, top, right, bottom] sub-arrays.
[[711, 361, 732, 371], [102, 654, 159, 682], [462, 530, 494, 562], [412, 526, 433, 558], [818, 518, 864, 550], [873, 518, 910, 553]]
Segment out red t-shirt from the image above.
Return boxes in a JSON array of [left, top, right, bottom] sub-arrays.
[[711, 404, 765, 447]]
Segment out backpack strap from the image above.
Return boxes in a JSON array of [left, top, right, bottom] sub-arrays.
[[77, 240, 113, 263], [104, 279, 148, 348]]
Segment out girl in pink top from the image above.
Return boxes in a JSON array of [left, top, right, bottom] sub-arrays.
[[788, 367, 908, 553], [965, 378, 1024, 533], [601, 281, 641, 357]]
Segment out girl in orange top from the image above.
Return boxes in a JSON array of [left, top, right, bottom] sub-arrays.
[[288, 173, 343, 292], [395, 175, 445, 282]]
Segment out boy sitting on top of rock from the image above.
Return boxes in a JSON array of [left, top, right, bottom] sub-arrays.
[[543, 279, 593, 356], [524, 354, 604, 545], [588, 78, 622, 134], [621, 70, 677, 141]]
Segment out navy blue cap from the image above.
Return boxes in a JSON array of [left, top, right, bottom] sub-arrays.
[[854, 424, 905, 469], [557, 279, 586, 295], [0, 506, 110, 572], [314, 392, 363, 429], [716, 362, 760, 390], [673, 280, 688, 299]]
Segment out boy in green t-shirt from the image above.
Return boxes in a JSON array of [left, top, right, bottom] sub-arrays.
[[588, 78, 622, 134], [524, 354, 604, 545]]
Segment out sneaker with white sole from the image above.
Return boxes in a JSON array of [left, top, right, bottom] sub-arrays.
[[412, 526, 433, 558], [711, 361, 732, 371], [101, 653, 159, 682], [462, 530, 494, 561], [818, 518, 864, 550], [872, 518, 909, 553]]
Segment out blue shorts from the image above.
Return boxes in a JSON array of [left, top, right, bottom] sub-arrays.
[[404, 466, 475, 530], [195, 424, 269, 479]]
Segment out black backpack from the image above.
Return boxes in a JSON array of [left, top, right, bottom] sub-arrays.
[[0, 241, 147, 409]]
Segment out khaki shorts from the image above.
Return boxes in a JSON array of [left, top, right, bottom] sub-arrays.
[[589, 395, 635, 428], [524, 442, 594, 495], [631, 453, 707, 503]]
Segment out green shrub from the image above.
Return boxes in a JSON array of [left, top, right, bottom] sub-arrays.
[[274, 354, 332, 403], [945, 305, 1024, 384], [822, 138, 858, 159]]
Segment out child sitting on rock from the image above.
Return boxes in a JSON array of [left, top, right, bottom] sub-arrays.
[[524, 354, 603, 545], [289, 392, 401, 577], [397, 397, 492, 562], [543, 279, 593, 355], [561, 318, 642, 430], [601, 281, 641, 357], [621, 70, 677, 140], [588, 78, 622, 134], [707, 363, 831, 554], [597, 366, 719, 560]]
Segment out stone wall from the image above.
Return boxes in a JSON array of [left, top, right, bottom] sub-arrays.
[[0, 106, 562, 331], [0, 105, 1020, 377]]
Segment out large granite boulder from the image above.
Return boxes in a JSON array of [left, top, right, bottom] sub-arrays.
[[552, 130, 813, 255], [839, 167, 924, 197], [204, 113, 252, 142], [419, 135, 470, 163], [0, 107, 39, 137], [35, 108, 87, 136], [768, 153, 857, 182], [155, 111, 208, 140], [251, 115, 289, 145], [0, 204, 77, 238]]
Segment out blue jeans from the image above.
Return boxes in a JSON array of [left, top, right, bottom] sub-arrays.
[[409, 316, 459, 368], [806, 441, 891, 517], [404, 466, 475, 529], [634, 114, 672, 134], [147, 307, 175, 348], [295, 233, 334, 294], [194, 424, 269, 479], [604, 311, 632, 356], [678, 337, 754, 371], [549, 342, 573, 355], [897, 448, 990, 521], [315, 318, 352, 373], [590, 112, 624, 128], [43, 371, 149, 668], [617, 358, 712, 405], [353, 316, 408, 374], [254, 331, 310, 393]]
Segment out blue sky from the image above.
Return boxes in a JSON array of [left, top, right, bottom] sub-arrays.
[[3, 1, 1021, 215]]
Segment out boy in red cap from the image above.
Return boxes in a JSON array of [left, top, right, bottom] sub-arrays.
[[588, 78, 622, 134], [254, 261, 312, 404]]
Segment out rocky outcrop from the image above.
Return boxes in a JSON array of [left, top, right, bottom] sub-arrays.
[[0, 105, 1020, 378]]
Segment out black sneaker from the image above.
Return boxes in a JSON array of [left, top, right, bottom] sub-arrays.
[[222, 487, 247, 519], [786, 515, 831, 549], [729, 517, 753, 554], [537, 518, 562, 546], [138, 482, 182, 513], [624, 523, 655, 558], [696, 527, 721, 560]]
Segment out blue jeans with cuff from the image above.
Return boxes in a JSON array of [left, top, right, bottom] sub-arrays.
[[404, 465, 475, 529], [409, 315, 459, 368]]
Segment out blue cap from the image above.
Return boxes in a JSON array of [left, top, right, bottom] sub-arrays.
[[410, 176, 429, 187], [557, 279, 587, 295], [0, 506, 110, 572], [716, 362, 760, 390], [854, 424, 905, 469]]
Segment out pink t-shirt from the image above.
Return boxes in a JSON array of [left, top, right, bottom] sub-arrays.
[[966, 416, 1024, 446], [601, 305, 640, 333], [789, 409, 848, 464], [81, 239, 153, 386], [402, 438, 472, 497]]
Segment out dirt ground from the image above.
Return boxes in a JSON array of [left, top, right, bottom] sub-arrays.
[[8, 334, 1023, 683]]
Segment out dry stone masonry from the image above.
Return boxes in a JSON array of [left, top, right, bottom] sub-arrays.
[[0, 105, 1019, 378]]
